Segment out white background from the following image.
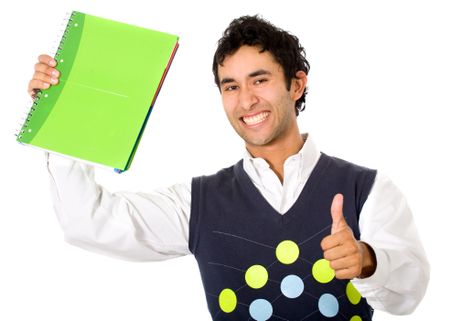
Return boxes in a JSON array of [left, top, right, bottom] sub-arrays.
[[0, 0, 448, 320]]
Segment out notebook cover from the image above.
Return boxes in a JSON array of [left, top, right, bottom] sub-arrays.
[[17, 11, 179, 171]]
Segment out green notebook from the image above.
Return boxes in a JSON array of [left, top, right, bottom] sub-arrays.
[[17, 11, 179, 172]]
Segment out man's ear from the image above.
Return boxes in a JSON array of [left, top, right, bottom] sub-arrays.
[[290, 71, 307, 101]]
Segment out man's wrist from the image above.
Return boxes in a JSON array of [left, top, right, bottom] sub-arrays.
[[358, 241, 377, 279]]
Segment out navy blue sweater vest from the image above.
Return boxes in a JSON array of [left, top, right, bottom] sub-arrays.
[[189, 153, 377, 321]]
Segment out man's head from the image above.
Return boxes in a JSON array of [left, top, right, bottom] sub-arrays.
[[212, 16, 309, 151], [212, 15, 310, 115]]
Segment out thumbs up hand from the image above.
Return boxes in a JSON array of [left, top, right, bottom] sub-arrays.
[[321, 194, 376, 279]]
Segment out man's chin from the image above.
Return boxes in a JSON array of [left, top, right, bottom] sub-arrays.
[[242, 135, 275, 148], [232, 125, 275, 147]]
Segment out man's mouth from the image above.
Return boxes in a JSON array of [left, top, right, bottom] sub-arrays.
[[241, 111, 270, 126]]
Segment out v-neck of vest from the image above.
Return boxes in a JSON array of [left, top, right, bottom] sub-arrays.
[[233, 152, 331, 224]]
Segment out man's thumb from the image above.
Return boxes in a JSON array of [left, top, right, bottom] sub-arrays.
[[331, 193, 347, 234]]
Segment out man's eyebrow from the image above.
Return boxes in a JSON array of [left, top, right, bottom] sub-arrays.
[[220, 78, 235, 86], [220, 69, 272, 86], [248, 69, 272, 78]]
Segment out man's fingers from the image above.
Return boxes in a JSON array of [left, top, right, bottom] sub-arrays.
[[331, 193, 348, 234], [27, 54, 59, 98], [34, 62, 60, 78], [334, 267, 361, 280], [321, 234, 339, 251], [321, 194, 366, 280], [329, 255, 360, 271], [323, 244, 353, 261], [28, 78, 51, 96], [38, 54, 56, 67], [33, 71, 59, 85], [28, 70, 59, 98], [28, 71, 57, 90]]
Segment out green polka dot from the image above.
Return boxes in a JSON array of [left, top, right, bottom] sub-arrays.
[[312, 259, 335, 283], [276, 240, 300, 265], [245, 265, 268, 289], [350, 315, 362, 321], [346, 282, 362, 305], [218, 288, 237, 313]]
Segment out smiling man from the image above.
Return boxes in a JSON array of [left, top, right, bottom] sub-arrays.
[[28, 15, 429, 320], [217, 44, 306, 181]]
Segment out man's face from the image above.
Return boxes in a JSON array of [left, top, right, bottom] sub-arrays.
[[218, 45, 303, 149]]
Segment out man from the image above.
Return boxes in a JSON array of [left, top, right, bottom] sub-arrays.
[[28, 15, 429, 320]]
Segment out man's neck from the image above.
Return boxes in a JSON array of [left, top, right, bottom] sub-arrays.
[[246, 132, 305, 183]]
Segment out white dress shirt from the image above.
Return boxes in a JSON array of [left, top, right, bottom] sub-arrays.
[[46, 135, 429, 316]]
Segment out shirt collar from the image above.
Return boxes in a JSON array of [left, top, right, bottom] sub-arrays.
[[243, 133, 321, 183]]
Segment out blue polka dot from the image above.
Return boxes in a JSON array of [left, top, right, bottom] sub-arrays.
[[280, 274, 304, 299], [249, 299, 273, 321], [318, 293, 339, 317]]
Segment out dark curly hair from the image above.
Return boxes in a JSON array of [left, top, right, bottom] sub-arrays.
[[212, 15, 310, 115]]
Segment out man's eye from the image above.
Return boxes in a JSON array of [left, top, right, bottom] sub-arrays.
[[225, 85, 238, 91], [255, 78, 267, 85]]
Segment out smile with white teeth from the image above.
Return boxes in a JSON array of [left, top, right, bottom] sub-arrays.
[[242, 111, 270, 126]]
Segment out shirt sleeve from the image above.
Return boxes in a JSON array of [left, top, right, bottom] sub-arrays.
[[46, 153, 192, 261], [352, 172, 430, 315]]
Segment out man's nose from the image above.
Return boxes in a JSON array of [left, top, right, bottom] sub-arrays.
[[239, 87, 258, 110]]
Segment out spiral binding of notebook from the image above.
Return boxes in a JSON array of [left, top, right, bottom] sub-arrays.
[[15, 11, 76, 142]]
